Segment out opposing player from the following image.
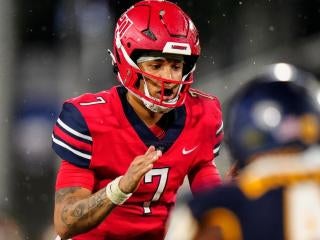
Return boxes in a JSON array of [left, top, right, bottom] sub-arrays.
[[177, 63, 320, 240], [51, 1, 223, 239]]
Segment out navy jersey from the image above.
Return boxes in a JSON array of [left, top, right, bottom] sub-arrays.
[[189, 150, 320, 240], [190, 184, 284, 240]]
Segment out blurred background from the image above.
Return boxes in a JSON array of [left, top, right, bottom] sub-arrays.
[[0, 0, 319, 239]]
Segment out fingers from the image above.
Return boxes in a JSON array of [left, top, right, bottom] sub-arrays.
[[145, 145, 162, 162], [144, 145, 162, 160], [149, 150, 162, 167], [133, 146, 162, 175], [144, 145, 156, 155], [120, 146, 162, 193], [154, 150, 162, 159]]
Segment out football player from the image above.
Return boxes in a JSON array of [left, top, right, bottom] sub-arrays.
[[173, 63, 320, 240], [51, 1, 223, 239]]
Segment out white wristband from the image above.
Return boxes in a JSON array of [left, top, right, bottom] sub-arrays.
[[105, 176, 132, 205]]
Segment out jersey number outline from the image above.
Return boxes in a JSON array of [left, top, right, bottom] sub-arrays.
[[79, 96, 106, 106], [143, 168, 169, 214]]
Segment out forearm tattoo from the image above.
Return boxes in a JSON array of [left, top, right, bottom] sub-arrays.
[[88, 190, 106, 209], [55, 187, 81, 203], [56, 187, 112, 229]]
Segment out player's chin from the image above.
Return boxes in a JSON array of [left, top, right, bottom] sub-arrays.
[[157, 107, 173, 114]]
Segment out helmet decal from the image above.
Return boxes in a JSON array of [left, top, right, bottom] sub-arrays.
[[115, 14, 133, 41], [163, 42, 191, 55]]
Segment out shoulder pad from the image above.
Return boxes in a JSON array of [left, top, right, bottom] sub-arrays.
[[188, 88, 216, 100], [67, 91, 109, 107]]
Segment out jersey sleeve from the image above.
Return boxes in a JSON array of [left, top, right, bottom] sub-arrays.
[[52, 102, 92, 168], [213, 101, 224, 158], [188, 161, 222, 194], [188, 97, 224, 194], [56, 160, 95, 191]]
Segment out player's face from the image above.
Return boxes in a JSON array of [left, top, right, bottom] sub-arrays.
[[137, 58, 184, 101]]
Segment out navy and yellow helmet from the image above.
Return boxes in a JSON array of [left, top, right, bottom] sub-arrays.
[[225, 63, 320, 168]]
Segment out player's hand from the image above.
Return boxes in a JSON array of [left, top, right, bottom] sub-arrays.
[[224, 161, 240, 183], [119, 145, 162, 193]]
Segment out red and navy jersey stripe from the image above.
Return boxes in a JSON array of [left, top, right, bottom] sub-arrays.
[[214, 121, 223, 157], [52, 102, 92, 168]]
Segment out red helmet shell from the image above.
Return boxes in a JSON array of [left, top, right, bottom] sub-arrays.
[[112, 0, 200, 108]]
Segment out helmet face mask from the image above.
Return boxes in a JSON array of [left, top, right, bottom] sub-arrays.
[[110, 0, 200, 112], [137, 58, 193, 110]]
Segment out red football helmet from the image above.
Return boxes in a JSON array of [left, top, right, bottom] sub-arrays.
[[109, 0, 201, 112]]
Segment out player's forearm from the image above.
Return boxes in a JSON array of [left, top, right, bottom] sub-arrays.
[[55, 187, 115, 239]]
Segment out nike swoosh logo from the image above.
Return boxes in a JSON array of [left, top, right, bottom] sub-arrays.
[[182, 145, 199, 155]]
